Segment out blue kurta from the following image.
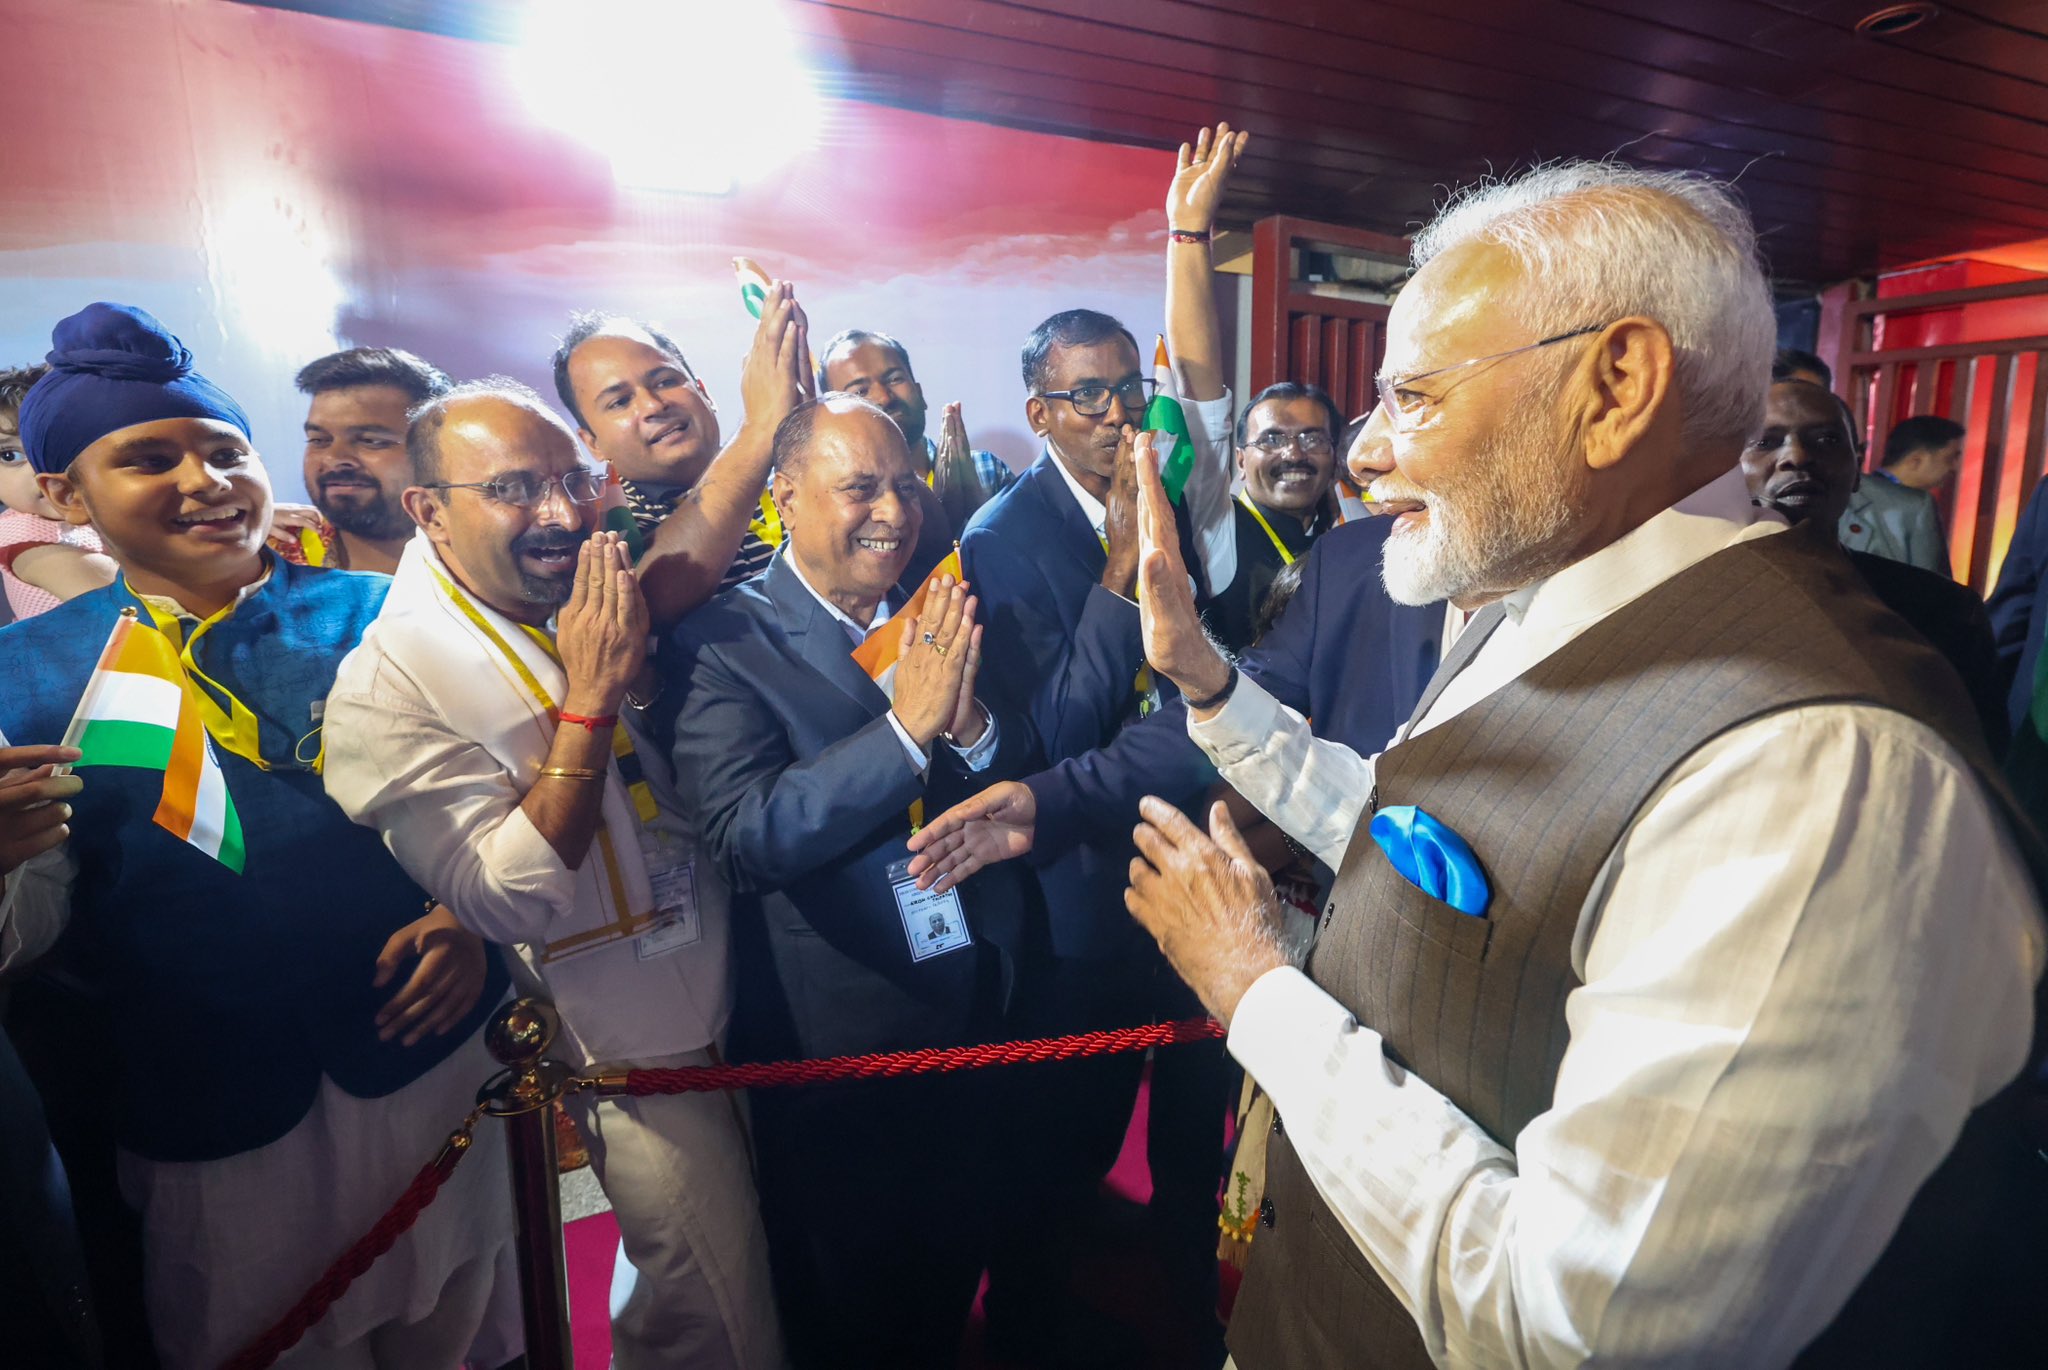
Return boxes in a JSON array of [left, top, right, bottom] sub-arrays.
[[0, 559, 507, 1162]]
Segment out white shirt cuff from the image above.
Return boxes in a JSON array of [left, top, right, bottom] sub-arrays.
[[1188, 672, 1284, 767], [1228, 964, 1375, 1105], [947, 703, 1000, 772], [886, 711, 931, 773]]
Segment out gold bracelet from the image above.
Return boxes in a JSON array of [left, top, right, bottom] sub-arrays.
[[538, 766, 606, 781]]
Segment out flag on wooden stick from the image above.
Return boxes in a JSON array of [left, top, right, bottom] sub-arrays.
[[65, 609, 245, 872]]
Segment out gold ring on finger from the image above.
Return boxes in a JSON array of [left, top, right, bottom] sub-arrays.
[[933, 643, 949, 657]]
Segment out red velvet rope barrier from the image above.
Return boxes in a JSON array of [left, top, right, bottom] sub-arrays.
[[217, 1017, 1223, 1369], [219, 1125, 477, 1370], [600, 1016, 1226, 1096]]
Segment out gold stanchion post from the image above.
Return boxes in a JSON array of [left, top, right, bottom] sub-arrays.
[[479, 999, 576, 1370]]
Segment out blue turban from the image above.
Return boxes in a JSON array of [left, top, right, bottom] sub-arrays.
[[19, 303, 252, 475]]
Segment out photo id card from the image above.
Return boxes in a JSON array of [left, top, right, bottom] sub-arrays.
[[886, 858, 973, 962], [635, 844, 703, 961]]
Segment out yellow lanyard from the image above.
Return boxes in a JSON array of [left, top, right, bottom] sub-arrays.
[[1237, 493, 1298, 567], [132, 578, 277, 772], [749, 490, 784, 548], [428, 563, 658, 824]]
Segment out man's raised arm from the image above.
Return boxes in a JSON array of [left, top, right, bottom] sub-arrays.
[[636, 281, 812, 626]]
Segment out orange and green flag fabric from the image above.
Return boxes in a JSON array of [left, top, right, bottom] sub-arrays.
[[65, 610, 246, 873], [851, 549, 964, 700]]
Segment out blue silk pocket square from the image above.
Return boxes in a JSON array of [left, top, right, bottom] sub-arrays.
[[1368, 805, 1491, 916]]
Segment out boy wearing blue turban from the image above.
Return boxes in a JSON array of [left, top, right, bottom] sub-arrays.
[[0, 304, 520, 1369]]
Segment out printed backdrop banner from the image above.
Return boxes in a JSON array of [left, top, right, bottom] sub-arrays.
[[1, 0, 1176, 499]]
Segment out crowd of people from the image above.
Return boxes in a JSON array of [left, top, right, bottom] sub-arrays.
[[1, 119, 2045, 1370]]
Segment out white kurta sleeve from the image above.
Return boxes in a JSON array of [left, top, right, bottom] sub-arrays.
[[1187, 673, 1377, 871], [1227, 703, 2044, 1367], [322, 666, 579, 947], [1182, 390, 1239, 597]]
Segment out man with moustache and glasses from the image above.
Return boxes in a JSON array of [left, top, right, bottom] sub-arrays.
[[324, 381, 783, 1370], [1201, 383, 1345, 653], [296, 347, 453, 574]]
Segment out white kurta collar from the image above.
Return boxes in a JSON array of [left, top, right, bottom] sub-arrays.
[[1499, 465, 1782, 630]]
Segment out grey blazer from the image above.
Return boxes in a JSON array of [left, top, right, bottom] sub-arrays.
[[1839, 474, 1950, 575]]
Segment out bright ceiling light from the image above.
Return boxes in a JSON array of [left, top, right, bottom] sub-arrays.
[[510, 0, 821, 195]]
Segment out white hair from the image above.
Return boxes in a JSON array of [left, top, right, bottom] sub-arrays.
[[1410, 161, 1776, 451]]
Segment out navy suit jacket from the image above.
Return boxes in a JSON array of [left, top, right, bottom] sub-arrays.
[[666, 552, 1039, 1063], [1989, 479, 2048, 733], [962, 451, 1185, 958], [1025, 516, 1443, 859]]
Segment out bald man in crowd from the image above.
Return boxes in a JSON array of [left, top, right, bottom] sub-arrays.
[[324, 381, 783, 1369], [666, 394, 1041, 1369]]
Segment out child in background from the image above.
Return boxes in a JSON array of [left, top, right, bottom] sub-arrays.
[[0, 365, 115, 618]]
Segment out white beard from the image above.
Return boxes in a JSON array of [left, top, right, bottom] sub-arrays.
[[1379, 405, 1584, 607]]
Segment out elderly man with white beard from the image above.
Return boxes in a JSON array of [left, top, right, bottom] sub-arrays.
[[1118, 163, 2048, 1370]]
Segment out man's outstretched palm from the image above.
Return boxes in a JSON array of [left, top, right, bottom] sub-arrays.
[[905, 781, 1037, 893]]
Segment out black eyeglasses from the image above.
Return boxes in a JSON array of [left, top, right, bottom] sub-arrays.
[[1039, 377, 1157, 417], [425, 468, 604, 509], [1245, 429, 1336, 456]]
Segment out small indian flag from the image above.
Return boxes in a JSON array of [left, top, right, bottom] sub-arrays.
[[65, 610, 246, 873], [596, 462, 644, 559], [1143, 336, 1196, 504], [734, 257, 773, 319], [851, 549, 963, 700]]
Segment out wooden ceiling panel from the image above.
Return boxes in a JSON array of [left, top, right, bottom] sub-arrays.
[[231, 0, 2048, 285], [797, 0, 2048, 243]]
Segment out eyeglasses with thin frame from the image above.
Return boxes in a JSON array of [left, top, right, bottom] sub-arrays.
[[424, 468, 605, 509], [1038, 377, 1158, 418], [1244, 428, 1336, 456], [1374, 323, 1611, 432]]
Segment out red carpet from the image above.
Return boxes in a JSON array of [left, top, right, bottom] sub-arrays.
[[562, 1068, 1223, 1367]]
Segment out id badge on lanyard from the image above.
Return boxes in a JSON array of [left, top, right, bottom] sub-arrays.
[[885, 856, 972, 962], [633, 827, 703, 960]]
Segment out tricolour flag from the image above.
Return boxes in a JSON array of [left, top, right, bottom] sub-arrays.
[[65, 611, 246, 873], [851, 549, 964, 700], [1143, 336, 1196, 503], [595, 462, 644, 558], [734, 256, 773, 319]]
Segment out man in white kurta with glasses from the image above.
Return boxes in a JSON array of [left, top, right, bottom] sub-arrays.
[[1116, 164, 2048, 1370], [324, 381, 784, 1370]]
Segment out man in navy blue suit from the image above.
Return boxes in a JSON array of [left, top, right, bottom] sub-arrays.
[[668, 395, 1041, 1369], [953, 128, 1256, 1361]]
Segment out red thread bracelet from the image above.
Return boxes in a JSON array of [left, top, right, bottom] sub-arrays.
[[557, 710, 618, 731]]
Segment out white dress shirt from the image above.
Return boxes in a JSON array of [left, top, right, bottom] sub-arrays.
[[1193, 466, 2047, 1366], [784, 551, 999, 775]]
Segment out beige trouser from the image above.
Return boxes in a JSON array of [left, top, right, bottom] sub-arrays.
[[566, 1048, 786, 1370], [271, 1251, 509, 1370]]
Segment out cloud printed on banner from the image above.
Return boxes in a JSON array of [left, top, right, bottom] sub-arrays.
[[1, 0, 1179, 498]]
